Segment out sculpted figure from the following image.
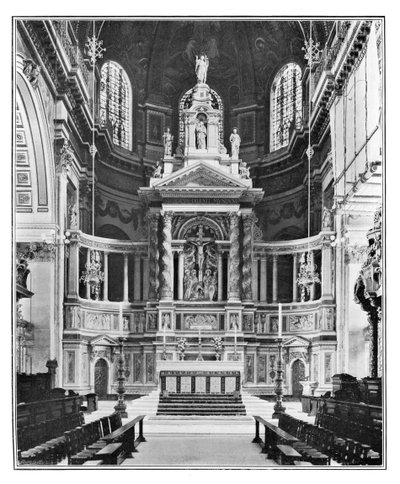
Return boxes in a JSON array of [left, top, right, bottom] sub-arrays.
[[239, 160, 250, 179], [230, 128, 241, 159], [196, 120, 207, 149], [322, 206, 333, 230], [195, 54, 209, 84], [152, 161, 162, 178], [162, 127, 174, 156]]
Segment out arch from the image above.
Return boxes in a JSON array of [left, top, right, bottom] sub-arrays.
[[176, 216, 225, 240], [97, 224, 130, 240], [99, 60, 132, 150], [291, 358, 306, 397], [178, 86, 224, 148], [94, 357, 109, 398], [16, 70, 54, 213], [269, 62, 303, 152]]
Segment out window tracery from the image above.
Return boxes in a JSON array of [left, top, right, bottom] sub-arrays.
[[99, 61, 132, 150], [270, 62, 302, 152]]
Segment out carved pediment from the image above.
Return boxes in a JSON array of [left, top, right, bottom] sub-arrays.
[[89, 335, 119, 347], [283, 335, 310, 348], [154, 162, 247, 189]]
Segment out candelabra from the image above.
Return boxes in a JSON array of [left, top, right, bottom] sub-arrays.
[[114, 337, 128, 418], [196, 332, 204, 361], [272, 337, 286, 419]]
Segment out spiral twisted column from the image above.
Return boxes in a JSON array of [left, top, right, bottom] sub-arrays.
[[242, 213, 256, 301], [147, 213, 160, 300], [160, 211, 174, 300], [228, 212, 241, 301]]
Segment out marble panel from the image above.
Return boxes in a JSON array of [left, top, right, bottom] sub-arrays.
[[225, 376, 236, 393], [196, 376, 206, 393], [210, 376, 221, 393], [166, 376, 177, 393], [181, 376, 191, 393]]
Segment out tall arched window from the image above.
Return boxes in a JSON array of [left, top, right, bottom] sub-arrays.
[[270, 63, 302, 152], [99, 61, 132, 150]]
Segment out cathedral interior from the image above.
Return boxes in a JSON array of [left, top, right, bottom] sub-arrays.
[[14, 18, 384, 468]]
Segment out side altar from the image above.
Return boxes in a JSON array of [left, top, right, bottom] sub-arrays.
[[138, 68, 264, 385]]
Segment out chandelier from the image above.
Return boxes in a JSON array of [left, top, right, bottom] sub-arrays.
[[297, 251, 321, 302], [81, 21, 106, 299], [297, 21, 322, 301], [80, 249, 105, 300]]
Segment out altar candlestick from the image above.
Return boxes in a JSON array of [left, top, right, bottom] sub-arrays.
[[278, 303, 282, 338], [119, 303, 123, 332]]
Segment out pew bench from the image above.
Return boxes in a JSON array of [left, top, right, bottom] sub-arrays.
[[276, 444, 302, 465], [99, 415, 146, 457], [252, 416, 298, 460], [94, 443, 124, 465], [82, 459, 103, 466]]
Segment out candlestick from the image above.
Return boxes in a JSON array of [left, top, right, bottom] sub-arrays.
[[119, 302, 123, 331], [278, 303, 282, 338], [114, 337, 128, 418], [272, 335, 286, 418]]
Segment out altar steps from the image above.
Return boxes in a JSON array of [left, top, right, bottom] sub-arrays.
[[157, 393, 246, 416]]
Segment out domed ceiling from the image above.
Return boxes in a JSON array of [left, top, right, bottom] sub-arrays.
[[74, 19, 333, 110]]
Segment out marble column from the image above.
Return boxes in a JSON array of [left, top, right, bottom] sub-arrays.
[[292, 253, 298, 302], [123, 253, 129, 302], [147, 213, 159, 300], [103, 252, 109, 301], [368, 309, 379, 378], [252, 258, 259, 302], [134, 254, 141, 301], [272, 254, 278, 303], [160, 211, 174, 300], [86, 249, 91, 299], [309, 251, 315, 301], [217, 251, 223, 301], [67, 239, 79, 298], [228, 212, 241, 301], [321, 241, 333, 298], [142, 257, 149, 300], [178, 251, 184, 300], [260, 257, 267, 302], [242, 213, 255, 301]]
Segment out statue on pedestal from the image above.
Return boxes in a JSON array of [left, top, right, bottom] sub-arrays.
[[195, 120, 207, 149], [162, 127, 174, 156], [230, 128, 241, 159], [195, 54, 209, 84]]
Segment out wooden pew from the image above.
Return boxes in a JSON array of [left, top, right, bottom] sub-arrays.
[[98, 415, 146, 459], [276, 445, 302, 465], [252, 416, 298, 460]]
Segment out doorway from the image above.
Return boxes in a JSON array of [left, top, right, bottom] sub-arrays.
[[94, 358, 108, 399], [291, 359, 305, 398]]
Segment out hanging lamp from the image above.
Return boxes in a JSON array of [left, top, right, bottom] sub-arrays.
[[80, 21, 106, 300], [297, 21, 321, 302]]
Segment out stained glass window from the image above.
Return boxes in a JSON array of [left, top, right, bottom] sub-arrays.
[[99, 61, 131, 150], [270, 63, 302, 152]]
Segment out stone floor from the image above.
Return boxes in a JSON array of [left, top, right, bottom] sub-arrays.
[[82, 391, 326, 468]]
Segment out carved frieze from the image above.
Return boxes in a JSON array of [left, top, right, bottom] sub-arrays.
[[85, 312, 111, 331], [184, 314, 218, 330], [289, 314, 314, 331]]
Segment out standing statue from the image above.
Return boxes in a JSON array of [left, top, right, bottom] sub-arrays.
[[195, 120, 207, 149], [162, 127, 174, 156], [230, 128, 241, 159], [195, 54, 209, 84], [322, 206, 333, 230]]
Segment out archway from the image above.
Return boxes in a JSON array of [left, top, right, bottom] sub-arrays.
[[94, 358, 109, 399], [291, 359, 305, 398]]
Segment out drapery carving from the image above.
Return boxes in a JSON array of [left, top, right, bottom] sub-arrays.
[[147, 213, 160, 300], [242, 213, 255, 300], [228, 212, 240, 299], [160, 211, 174, 299]]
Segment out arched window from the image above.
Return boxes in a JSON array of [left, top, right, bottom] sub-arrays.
[[270, 63, 302, 152], [99, 61, 132, 150]]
